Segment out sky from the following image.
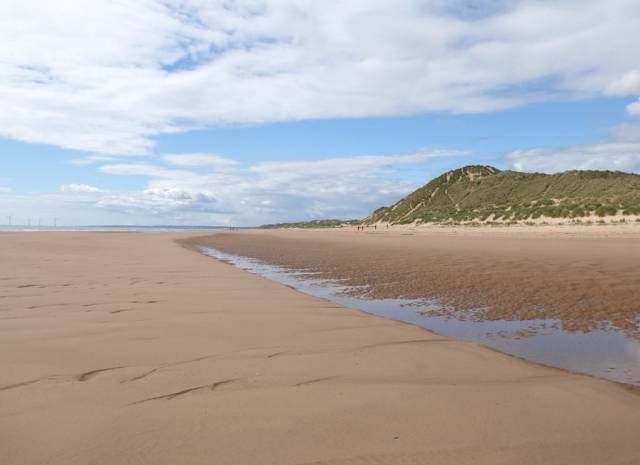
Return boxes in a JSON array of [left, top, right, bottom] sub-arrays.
[[1, 0, 640, 226]]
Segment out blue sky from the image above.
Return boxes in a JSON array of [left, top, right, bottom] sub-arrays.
[[1, 1, 640, 226]]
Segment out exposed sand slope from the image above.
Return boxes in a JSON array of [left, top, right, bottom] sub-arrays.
[[190, 226, 640, 335], [1, 232, 639, 465]]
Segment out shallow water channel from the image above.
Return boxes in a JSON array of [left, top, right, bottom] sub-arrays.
[[200, 246, 640, 387]]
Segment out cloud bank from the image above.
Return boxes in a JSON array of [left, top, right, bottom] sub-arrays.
[[507, 141, 640, 173], [60, 184, 103, 194], [62, 149, 466, 225], [1, 0, 640, 154]]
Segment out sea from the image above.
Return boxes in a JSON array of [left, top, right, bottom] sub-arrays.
[[0, 225, 230, 232]]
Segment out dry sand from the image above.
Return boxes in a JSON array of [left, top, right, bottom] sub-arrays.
[[190, 226, 640, 336], [1, 232, 640, 465]]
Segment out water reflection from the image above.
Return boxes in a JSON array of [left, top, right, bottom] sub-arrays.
[[200, 246, 640, 387]]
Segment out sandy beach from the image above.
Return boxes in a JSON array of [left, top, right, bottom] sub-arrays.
[[190, 225, 640, 336], [2, 232, 640, 465]]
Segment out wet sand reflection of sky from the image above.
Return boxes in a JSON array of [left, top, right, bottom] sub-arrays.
[[201, 247, 640, 387]]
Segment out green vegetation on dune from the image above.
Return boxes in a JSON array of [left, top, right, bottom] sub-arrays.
[[260, 219, 360, 229], [366, 165, 640, 225], [259, 166, 640, 229]]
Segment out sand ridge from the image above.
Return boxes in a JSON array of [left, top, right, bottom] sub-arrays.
[[1, 232, 640, 465]]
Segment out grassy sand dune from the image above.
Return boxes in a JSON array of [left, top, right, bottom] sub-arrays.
[[368, 166, 640, 225]]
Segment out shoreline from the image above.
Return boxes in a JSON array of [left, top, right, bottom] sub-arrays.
[[187, 227, 640, 337], [191, 243, 640, 389], [2, 232, 640, 464], [260, 221, 640, 237]]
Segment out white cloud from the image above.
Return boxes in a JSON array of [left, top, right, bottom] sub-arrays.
[[99, 163, 195, 179], [607, 72, 640, 116], [96, 188, 224, 215], [1, 0, 639, 154], [60, 183, 103, 194], [507, 117, 640, 173], [507, 142, 640, 173], [628, 99, 640, 116], [89, 149, 465, 224], [68, 155, 143, 165], [605, 70, 640, 96], [250, 150, 464, 177], [162, 153, 240, 169], [0, 186, 12, 193]]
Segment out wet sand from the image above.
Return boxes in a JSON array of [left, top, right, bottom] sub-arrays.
[[188, 226, 640, 336], [2, 232, 640, 465]]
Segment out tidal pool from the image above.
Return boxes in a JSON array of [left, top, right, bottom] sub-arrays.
[[200, 246, 640, 387]]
